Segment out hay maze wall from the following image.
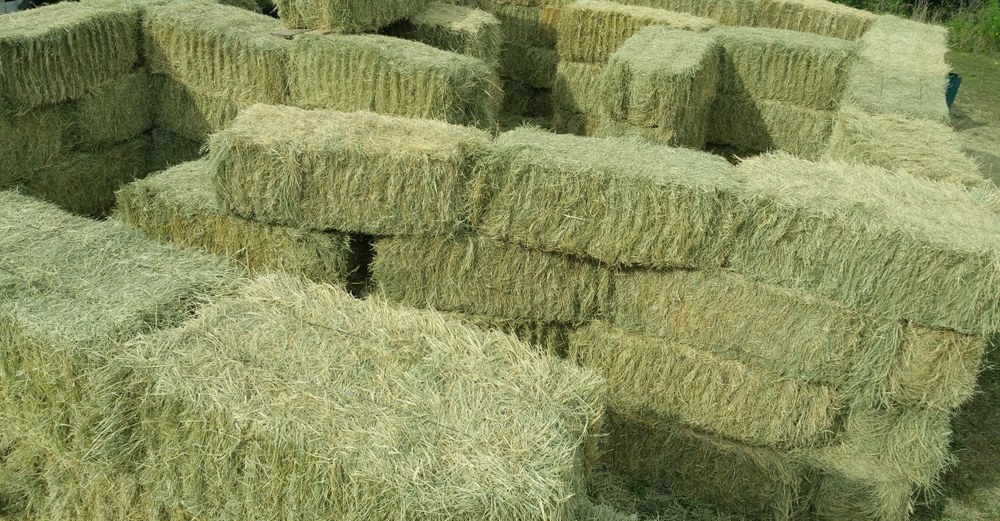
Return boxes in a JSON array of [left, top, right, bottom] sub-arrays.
[[2, 0, 999, 520]]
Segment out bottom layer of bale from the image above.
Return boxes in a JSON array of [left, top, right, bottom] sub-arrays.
[[811, 473, 914, 521]]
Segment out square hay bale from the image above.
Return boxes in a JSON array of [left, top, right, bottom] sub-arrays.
[[210, 104, 492, 235], [117, 160, 357, 285], [372, 235, 611, 324], [568, 321, 840, 448], [553, 61, 605, 117], [470, 127, 737, 268], [0, 433, 45, 517], [823, 107, 987, 188], [0, 2, 139, 112], [556, 0, 715, 63], [713, 27, 855, 111], [0, 191, 240, 466], [144, 0, 290, 104], [708, 97, 834, 158], [603, 411, 809, 519], [69, 71, 153, 151], [811, 473, 913, 521], [842, 16, 950, 123], [501, 78, 553, 118], [888, 326, 988, 412], [147, 128, 202, 174], [601, 26, 720, 148], [616, 0, 754, 26], [491, 4, 559, 48], [274, 0, 431, 33], [383, 2, 502, 66], [152, 75, 245, 143], [584, 468, 752, 521], [0, 107, 69, 182], [103, 273, 606, 519], [457, 314, 573, 357], [18, 136, 150, 218], [730, 153, 1000, 336], [753, 0, 876, 41], [500, 43, 559, 88], [289, 33, 498, 128]]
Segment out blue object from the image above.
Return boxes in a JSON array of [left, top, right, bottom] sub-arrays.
[[947, 72, 962, 111]]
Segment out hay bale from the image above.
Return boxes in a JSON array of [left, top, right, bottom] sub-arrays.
[[491, 4, 559, 48], [104, 273, 606, 519], [18, 136, 150, 218], [553, 61, 605, 117], [499, 43, 559, 88], [459, 315, 572, 356], [501, 78, 553, 118], [889, 326, 988, 411], [69, 71, 153, 151], [584, 468, 751, 521], [708, 97, 834, 158], [556, 0, 715, 63], [0, 2, 138, 112], [210, 104, 492, 235], [152, 75, 245, 143], [147, 128, 202, 174], [823, 107, 987, 188], [601, 26, 720, 148], [372, 235, 611, 324], [144, 0, 290, 104], [274, 0, 431, 33], [811, 473, 913, 521], [568, 321, 840, 448], [616, 0, 753, 26], [730, 153, 1000, 336], [289, 33, 498, 128], [470, 127, 736, 268], [0, 191, 240, 467], [603, 411, 808, 519], [0, 108, 69, 182], [842, 15, 950, 123], [384, 2, 502, 66], [117, 160, 357, 285]]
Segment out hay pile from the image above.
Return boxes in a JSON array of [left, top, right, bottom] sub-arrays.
[[383, 1, 502, 66], [274, 0, 431, 33]]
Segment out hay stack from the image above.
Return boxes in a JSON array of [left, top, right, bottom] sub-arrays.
[[274, 0, 431, 33], [116, 160, 358, 285], [0, 2, 139, 112], [490, 3, 559, 49], [500, 44, 560, 89], [601, 26, 720, 148], [147, 128, 202, 174], [0, 108, 69, 181], [708, 97, 834, 158], [552, 61, 605, 132], [289, 33, 498, 128], [384, 2, 502, 66], [470, 128, 737, 268], [69, 72, 153, 151], [102, 273, 605, 519], [372, 235, 611, 324], [210, 104, 492, 235], [152, 75, 246, 143], [556, 0, 715, 63]]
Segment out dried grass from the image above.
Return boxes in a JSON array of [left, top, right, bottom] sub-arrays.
[[69, 71, 153, 151], [152, 75, 245, 143], [384, 2, 502, 65], [491, 4, 559, 48], [708, 96, 835, 158], [811, 473, 913, 521], [501, 78, 553, 118], [553, 61, 605, 120], [0, 108, 69, 182], [889, 326, 988, 411], [275, 0, 431, 33], [500, 44, 559, 88], [147, 129, 202, 174]]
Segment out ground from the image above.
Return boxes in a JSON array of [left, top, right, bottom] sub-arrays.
[[948, 51, 1000, 186]]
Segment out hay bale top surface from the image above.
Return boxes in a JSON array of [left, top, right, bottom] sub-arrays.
[[302, 32, 490, 77], [736, 153, 1000, 254], [712, 24, 855, 54], [146, 0, 285, 43], [410, 1, 501, 33], [0, 191, 240, 348], [0, 1, 112, 38], [126, 272, 605, 518], [119, 159, 220, 214], [859, 15, 948, 74], [611, 25, 718, 73], [563, 0, 717, 31]]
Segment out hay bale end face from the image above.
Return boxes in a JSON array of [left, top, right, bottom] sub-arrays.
[[69, 71, 154, 151], [152, 75, 246, 143], [275, 0, 432, 33], [708, 97, 834, 159], [109, 273, 605, 519], [0, 108, 70, 183], [210, 104, 492, 236], [491, 3, 560, 49], [384, 2, 502, 66]]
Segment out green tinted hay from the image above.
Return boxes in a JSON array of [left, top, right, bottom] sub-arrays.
[[147, 128, 202, 173], [372, 235, 611, 324], [824, 107, 987, 188], [568, 321, 840, 448], [290, 33, 498, 128], [731, 153, 1000, 336], [458, 315, 572, 357], [211, 104, 492, 235], [553, 61, 605, 118], [0, 2, 138, 112], [585, 468, 751, 520], [117, 160, 357, 285], [603, 411, 807, 519], [217, 0, 261, 10], [889, 327, 987, 411], [492, 4, 559, 48], [708, 97, 834, 158], [500, 44, 559, 88], [470, 127, 737, 268], [69, 71, 153, 150], [501, 78, 553, 118], [586, 117, 685, 145], [602, 26, 720, 148], [103, 273, 605, 519], [843, 15, 950, 123], [19, 136, 149, 218], [812, 473, 913, 521], [0, 191, 240, 468], [556, 0, 715, 63], [713, 26, 854, 111], [384, 2, 502, 65], [275, 0, 431, 32], [144, 0, 289, 104], [153, 75, 245, 143], [0, 108, 69, 181]]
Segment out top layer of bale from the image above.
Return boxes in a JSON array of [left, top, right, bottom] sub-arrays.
[[0, 2, 139, 112], [144, 0, 290, 104], [556, 0, 716, 63], [470, 127, 737, 268], [274, 0, 431, 33], [210, 104, 493, 236], [384, 1, 502, 65], [106, 273, 606, 519], [490, 3, 560, 48], [842, 15, 950, 123]]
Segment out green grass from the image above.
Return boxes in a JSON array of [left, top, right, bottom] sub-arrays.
[[947, 50, 1000, 185]]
